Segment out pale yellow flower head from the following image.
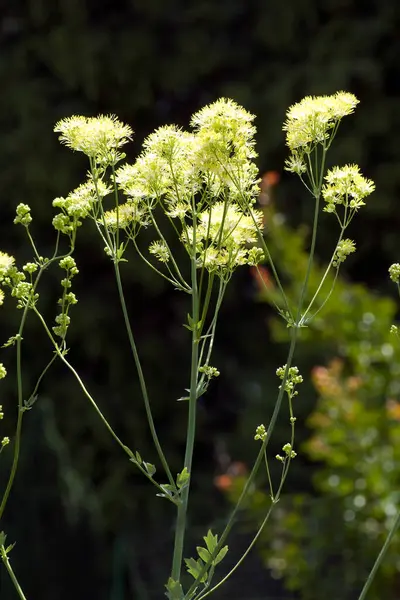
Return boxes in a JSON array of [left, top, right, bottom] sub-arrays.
[[102, 201, 149, 231], [190, 98, 258, 194], [0, 252, 15, 278], [117, 153, 172, 200], [333, 239, 356, 267], [283, 92, 359, 151], [54, 115, 133, 162], [117, 126, 199, 208], [184, 202, 264, 273], [322, 164, 375, 213], [149, 240, 170, 263], [53, 179, 111, 219]]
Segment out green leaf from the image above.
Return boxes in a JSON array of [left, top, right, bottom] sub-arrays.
[[215, 545, 229, 565], [176, 467, 190, 489], [184, 557, 207, 583], [0, 532, 6, 546], [165, 577, 184, 600], [197, 546, 211, 563], [143, 462, 156, 477], [135, 451, 142, 464], [203, 530, 218, 554]]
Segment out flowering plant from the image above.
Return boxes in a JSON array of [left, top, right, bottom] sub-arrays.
[[0, 93, 385, 600]]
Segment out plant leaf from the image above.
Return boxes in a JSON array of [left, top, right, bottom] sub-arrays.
[[203, 530, 218, 554], [165, 577, 184, 600], [214, 545, 229, 565], [184, 557, 207, 583], [197, 546, 211, 563], [143, 462, 156, 477]]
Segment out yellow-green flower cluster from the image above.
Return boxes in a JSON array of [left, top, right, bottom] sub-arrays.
[[322, 165, 375, 213], [149, 240, 170, 263], [284, 92, 358, 151], [184, 203, 264, 273], [333, 239, 356, 267], [116, 126, 197, 211], [54, 115, 133, 165], [53, 179, 111, 223], [102, 200, 149, 232], [0, 252, 15, 279], [55, 100, 262, 277], [389, 263, 400, 284], [0, 257, 37, 310], [116, 99, 259, 214], [0, 252, 18, 307], [190, 98, 259, 200]]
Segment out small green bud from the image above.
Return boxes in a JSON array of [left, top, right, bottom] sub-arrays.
[[23, 262, 38, 274], [199, 365, 220, 378], [282, 443, 297, 459], [59, 256, 78, 272], [14, 203, 32, 227], [254, 424, 267, 441]]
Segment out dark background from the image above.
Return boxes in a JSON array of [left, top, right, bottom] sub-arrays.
[[0, 1, 400, 598]]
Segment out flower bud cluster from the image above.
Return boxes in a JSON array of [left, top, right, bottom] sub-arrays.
[[14, 204, 32, 227], [276, 443, 297, 462], [198, 365, 220, 378], [53, 257, 79, 339], [276, 365, 303, 398], [254, 424, 267, 442]]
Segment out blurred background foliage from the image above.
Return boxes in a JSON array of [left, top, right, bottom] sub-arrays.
[[0, 0, 400, 598]]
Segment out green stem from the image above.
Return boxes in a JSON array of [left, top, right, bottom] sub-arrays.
[[185, 329, 299, 599], [113, 263, 176, 488], [300, 227, 345, 324], [171, 254, 200, 582], [296, 193, 320, 324], [1, 546, 27, 600], [194, 396, 297, 600], [357, 509, 400, 600], [0, 265, 46, 520], [32, 307, 133, 459]]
